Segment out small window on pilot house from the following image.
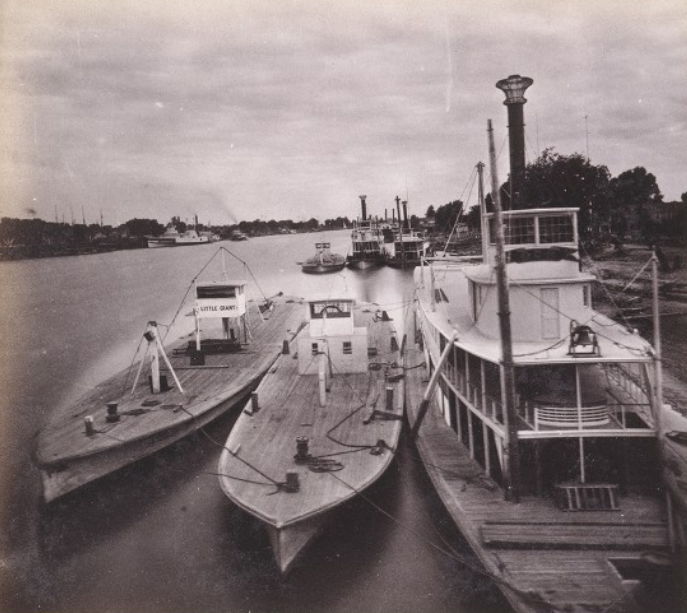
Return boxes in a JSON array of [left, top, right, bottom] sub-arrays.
[[583, 284, 590, 307], [343, 341, 352, 355], [311, 343, 319, 356]]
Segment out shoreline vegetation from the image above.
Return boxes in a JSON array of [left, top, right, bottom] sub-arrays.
[[0, 215, 350, 262]]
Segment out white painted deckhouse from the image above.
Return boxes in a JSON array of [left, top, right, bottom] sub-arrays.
[[414, 204, 662, 505]]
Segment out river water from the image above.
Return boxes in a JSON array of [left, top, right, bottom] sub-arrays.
[[0, 230, 509, 613]]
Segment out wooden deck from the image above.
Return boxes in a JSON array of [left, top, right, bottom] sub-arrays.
[[218, 303, 404, 572], [34, 296, 305, 501], [404, 339, 670, 613]]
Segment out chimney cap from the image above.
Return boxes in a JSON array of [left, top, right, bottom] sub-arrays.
[[359, 195, 367, 200], [496, 75, 533, 105]]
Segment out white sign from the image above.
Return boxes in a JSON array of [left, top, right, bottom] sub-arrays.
[[195, 299, 239, 319]]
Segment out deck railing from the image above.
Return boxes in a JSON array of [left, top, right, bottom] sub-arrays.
[[534, 404, 609, 429]]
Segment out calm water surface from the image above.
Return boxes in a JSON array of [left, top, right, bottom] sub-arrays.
[[0, 231, 509, 613]]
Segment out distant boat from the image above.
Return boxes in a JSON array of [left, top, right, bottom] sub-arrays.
[[346, 196, 386, 270], [385, 227, 429, 269], [218, 295, 404, 573], [300, 242, 346, 274], [230, 231, 249, 241], [148, 218, 210, 248], [384, 197, 429, 269], [34, 248, 305, 503]]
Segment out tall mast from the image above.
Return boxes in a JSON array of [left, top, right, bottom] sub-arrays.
[[477, 161, 488, 258], [488, 119, 521, 503]]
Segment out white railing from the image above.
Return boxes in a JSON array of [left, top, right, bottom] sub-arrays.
[[534, 404, 609, 429]]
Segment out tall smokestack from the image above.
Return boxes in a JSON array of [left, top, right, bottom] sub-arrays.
[[496, 75, 533, 209], [359, 195, 367, 221], [402, 201, 409, 229]]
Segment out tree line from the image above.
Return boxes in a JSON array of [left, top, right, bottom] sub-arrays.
[[426, 149, 687, 250], [0, 214, 353, 260]]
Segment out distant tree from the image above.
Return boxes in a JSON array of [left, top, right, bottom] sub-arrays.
[[609, 167, 662, 207], [434, 200, 464, 233], [682, 192, 687, 206], [123, 218, 165, 236], [465, 205, 482, 232], [425, 205, 436, 217], [517, 148, 611, 242], [607, 167, 662, 242]]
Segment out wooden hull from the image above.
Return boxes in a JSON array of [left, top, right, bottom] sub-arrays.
[[346, 257, 384, 270], [301, 263, 346, 274], [218, 303, 404, 573], [265, 516, 328, 574], [147, 238, 209, 248], [385, 257, 421, 270], [40, 386, 249, 502], [404, 333, 670, 613], [35, 296, 305, 502]]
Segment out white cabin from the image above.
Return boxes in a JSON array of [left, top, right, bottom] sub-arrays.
[[297, 297, 368, 375], [193, 280, 248, 351], [467, 208, 595, 343]]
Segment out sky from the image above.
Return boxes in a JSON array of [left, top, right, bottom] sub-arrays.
[[0, 0, 685, 227]]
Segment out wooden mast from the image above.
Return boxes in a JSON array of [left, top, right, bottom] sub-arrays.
[[487, 119, 521, 502]]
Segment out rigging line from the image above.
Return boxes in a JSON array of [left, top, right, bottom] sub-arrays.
[[506, 276, 650, 355], [175, 403, 282, 486], [578, 242, 634, 329], [202, 470, 274, 487], [159, 248, 226, 342], [437, 166, 477, 237], [327, 470, 555, 607], [442, 170, 477, 254], [118, 326, 150, 400], [219, 246, 269, 302], [324, 368, 378, 448], [619, 256, 653, 294]]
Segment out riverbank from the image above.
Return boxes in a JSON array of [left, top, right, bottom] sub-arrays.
[[588, 242, 687, 416]]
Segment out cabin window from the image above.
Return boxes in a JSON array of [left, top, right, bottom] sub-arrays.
[[583, 284, 590, 307], [311, 343, 319, 356], [540, 288, 560, 339], [539, 215, 574, 243], [491, 216, 535, 245], [310, 301, 352, 319], [342, 341, 352, 355], [196, 285, 238, 299]]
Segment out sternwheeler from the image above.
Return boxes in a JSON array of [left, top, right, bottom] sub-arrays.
[[218, 294, 404, 573], [405, 76, 684, 613], [385, 196, 429, 269], [346, 195, 387, 270], [34, 248, 304, 502]]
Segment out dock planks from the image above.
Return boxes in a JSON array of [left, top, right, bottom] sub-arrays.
[[218, 304, 404, 572], [35, 296, 305, 501], [404, 339, 669, 613]]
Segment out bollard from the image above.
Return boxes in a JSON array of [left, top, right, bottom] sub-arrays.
[[282, 339, 290, 355], [385, 386, 394, 412], [294, 436, 310, 463], [84, 415, 95, 436], [251, 391, 259, 414], [105, 402, 120, 423], [284, 470, 300, 493]]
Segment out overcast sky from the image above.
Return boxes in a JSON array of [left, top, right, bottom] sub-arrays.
[[1, 0, 685, 226]]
